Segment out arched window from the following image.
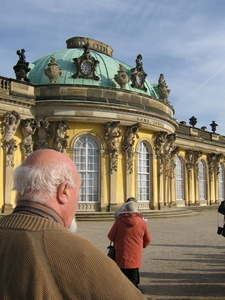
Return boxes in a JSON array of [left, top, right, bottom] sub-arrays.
[[176, 156, 184, 200], [219, 163, 225, 200], [199, 160, 207, 200], [74, 136, 100, 202], [138, 141, 150, 202]]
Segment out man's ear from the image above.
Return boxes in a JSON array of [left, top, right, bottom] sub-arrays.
[[57, 181, 69, 204]]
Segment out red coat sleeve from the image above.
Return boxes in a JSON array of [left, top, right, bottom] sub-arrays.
[[107, 220, 118, 242], [143, 221, 152, 248]]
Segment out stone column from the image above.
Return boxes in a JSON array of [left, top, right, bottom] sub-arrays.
[[122, 123, 141, 204], [1, 111, 21, 212], [152, 154, 158, 209], [103, 121, 121, 211], [186, 150, 195, 205], [193, 151, 203, 204], [100, 149, 106, 211], [4, 166, 14, 213]]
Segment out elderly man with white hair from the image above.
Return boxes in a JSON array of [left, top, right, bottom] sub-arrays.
[[0, 149, 148, 300]]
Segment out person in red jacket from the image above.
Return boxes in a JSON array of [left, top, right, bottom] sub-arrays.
[[107, 201, 152, 291]]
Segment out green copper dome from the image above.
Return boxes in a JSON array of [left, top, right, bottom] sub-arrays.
[[28, 37, 159, 99]]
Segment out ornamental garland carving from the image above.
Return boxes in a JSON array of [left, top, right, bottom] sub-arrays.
[[122, 123, 141, 174], [1, 111, 21, 167], [53, 121, 70, 153], [73, 42, 100, 80], [103, 121, 121, 174]]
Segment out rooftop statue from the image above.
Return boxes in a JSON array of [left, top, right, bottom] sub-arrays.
[[13, 49, 30, 82], [158, 74, 170, 103]]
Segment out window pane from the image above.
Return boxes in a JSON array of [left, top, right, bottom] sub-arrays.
[[219, 163, 224, 200], [138, 142, 150, 202], [74, 136, 100, 203], [176, 157, 184, 200], [199, 160, 206, 200]]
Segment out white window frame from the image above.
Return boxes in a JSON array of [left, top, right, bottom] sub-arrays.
[[199, 160, 206, 200], [138, 141, 150, 202], [176, 156, 184, 200], [73, 136, 100, 203], [219, 162, 224, 200]]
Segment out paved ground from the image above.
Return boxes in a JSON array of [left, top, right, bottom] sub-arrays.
[[76, 207, 225, 300]]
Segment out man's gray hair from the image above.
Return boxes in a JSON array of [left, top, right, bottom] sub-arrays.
[[13, 161, 76, 204], [123, 201, 138, 212]]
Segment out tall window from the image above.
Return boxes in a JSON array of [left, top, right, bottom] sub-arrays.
[[199, 160, 206, 200], [138, 142, 150, 202], [176, 157, 184, 200], [219, 163, 224, 200], [74, 136, 100, 202]]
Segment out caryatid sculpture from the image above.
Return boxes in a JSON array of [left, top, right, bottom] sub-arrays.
[[122, 123, 141, 173], [35, 118, 53, 150], [103, 121, 121, 173], [53, 121, 70, 153], [21, 118, 39, 158], [1, 110, 21, 167]]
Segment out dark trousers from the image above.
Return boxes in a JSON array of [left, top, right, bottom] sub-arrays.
[[120, 268, 140, 287]]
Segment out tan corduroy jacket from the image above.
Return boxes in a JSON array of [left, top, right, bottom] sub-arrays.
[[0, 213, 146, 300]]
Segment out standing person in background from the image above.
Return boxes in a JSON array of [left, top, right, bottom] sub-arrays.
[[108, 201, 152, 292], [114, 196, 137, 218], [0, 149, 148, 300]]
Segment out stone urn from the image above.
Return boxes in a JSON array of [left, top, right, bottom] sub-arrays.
[[45, 57, 62, 83], [114, 64, 130, 89]]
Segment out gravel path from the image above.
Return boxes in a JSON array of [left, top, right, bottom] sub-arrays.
[[76, 208, 225, 300]]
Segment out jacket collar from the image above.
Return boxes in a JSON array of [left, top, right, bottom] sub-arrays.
[[13, 200, 64, 226]]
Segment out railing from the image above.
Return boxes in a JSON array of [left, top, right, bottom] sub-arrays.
[[0, 76, 10, 91]]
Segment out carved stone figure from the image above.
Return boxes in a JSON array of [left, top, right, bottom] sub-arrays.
[[114, 64, 130, 89], [122, 123, 141, 174], [103, 121, 121, 174], [2, 111, 21, 142], [53, 121, 70, 153], [207, 152, 216, 181], [13, 49, 30, 82], [131, 54, 147, 92], [154, 131, 177, 176], [17, 49, 26, 61], [35, 118, 53, 150], [1, 111, 21, 167], [45, 57, 62, 83], [186, 150, 194, 178], [164, 134, 176, 178], [193, 151, 203, 180], [189, 116, 197, 127], [171, 146, 180, 178], [210, 121, 218, 133], [158, 74, 170, 103], [154, 131, 168, 169], [21, 118, 39, 158]]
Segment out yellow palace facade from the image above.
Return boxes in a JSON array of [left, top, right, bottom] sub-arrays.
[[0, 36, 225, 214]]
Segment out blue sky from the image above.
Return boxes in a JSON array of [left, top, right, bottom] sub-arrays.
[[1, 0, 225, 134]]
